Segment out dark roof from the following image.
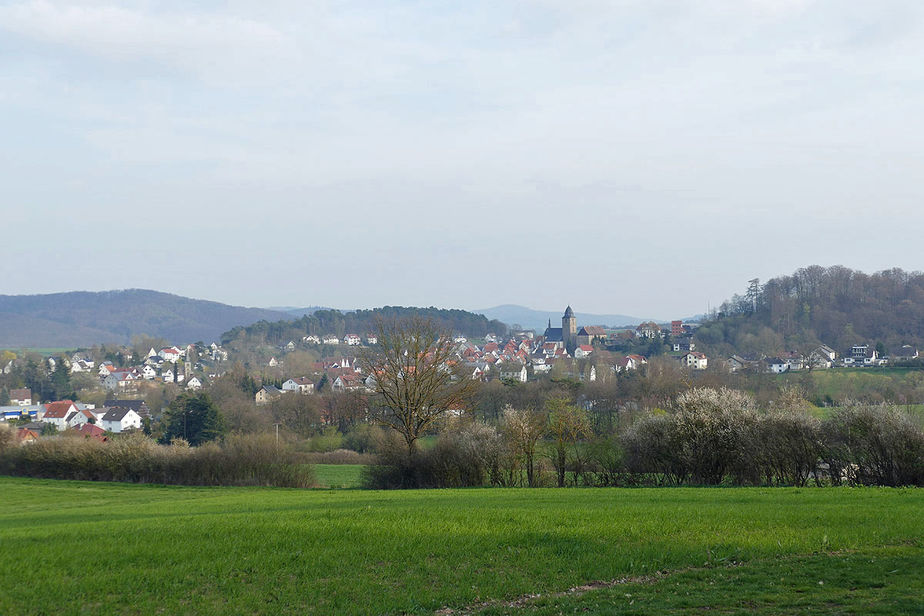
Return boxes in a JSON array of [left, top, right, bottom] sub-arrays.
[[101, 407, 133, 422], [563, 306, 575, 318], [107, 400, 151, 416], [579, 326, 606, 336], [543, 327, 563, 342]]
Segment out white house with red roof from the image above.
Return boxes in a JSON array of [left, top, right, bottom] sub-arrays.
[[41, 400, 94, 430], [574, 345, 594, 359], [159, 347, 182, 362], [684, 352, 709, 370]]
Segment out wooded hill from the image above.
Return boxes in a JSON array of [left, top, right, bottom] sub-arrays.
[[0, 290, 289, 348], [695, 266, 924, 357], [221, 306, 508, 345]]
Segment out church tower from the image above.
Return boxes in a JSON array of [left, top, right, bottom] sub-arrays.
[[562, 306, 577, 353]]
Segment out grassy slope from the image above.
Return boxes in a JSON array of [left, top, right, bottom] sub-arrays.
[[0, 478, 920, 615]]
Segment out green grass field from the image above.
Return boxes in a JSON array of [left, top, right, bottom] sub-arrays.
[[314, 463, 365, 488], [0, 478, 920, 615]]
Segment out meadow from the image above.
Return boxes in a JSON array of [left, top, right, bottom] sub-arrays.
[[0, 477, 921, 615]]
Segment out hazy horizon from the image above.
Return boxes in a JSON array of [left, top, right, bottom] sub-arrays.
[[4, 1, 924, 317]]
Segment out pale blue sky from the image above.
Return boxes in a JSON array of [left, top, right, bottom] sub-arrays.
[[2, 1, 924, 319]]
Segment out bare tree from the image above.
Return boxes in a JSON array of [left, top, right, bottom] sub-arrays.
[[360, 317, 475, 455], [502, 404, 546, 487], [545, 397, 591, 487]]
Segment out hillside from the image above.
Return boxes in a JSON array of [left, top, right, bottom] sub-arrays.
[[476, 304, 648, 332], [695, 265, 924, 356], [0, 290, 290, 348], [222, 306, 508, 345]]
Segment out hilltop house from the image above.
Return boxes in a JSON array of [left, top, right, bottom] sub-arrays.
[[255, 385, 282, 406], [684, 352, 708, 370], [282, 377, 315, 394]]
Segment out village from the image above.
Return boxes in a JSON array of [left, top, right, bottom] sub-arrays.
[[1, 306, 917, 447]]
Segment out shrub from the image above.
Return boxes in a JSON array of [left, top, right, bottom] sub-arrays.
[[821, 405, 924, 486], [0, 433, 315, 488], [362, 423, 504, 489]]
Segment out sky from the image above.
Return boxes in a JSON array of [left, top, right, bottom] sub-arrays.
[[2, 0, 924, 320]]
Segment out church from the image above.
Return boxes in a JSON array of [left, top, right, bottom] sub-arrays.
[[543, 306, 607, 355]]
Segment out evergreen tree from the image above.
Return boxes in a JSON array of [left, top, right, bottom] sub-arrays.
[[161, 392, 226, 446]]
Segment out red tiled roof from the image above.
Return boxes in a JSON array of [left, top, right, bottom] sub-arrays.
[[42, 400, 76, 418]]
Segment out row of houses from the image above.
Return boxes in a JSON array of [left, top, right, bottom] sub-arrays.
[[1, 399, 150, 434], [727, 344, 920, 374]]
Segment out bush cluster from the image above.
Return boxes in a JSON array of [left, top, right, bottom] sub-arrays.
[[0, 433, 315, 488], [364, 388, 924, 489]]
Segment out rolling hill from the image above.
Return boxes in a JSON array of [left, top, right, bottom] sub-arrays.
[[0, 290, 290, 348]]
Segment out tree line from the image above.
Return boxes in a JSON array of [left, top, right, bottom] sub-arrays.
[[697, 265, 924, 356], [221, 306, 508, 346]]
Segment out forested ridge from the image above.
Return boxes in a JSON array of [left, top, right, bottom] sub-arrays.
[[0, 290, 288, 347], [696, 266, 924, 356], [221, 306, 508, 345]]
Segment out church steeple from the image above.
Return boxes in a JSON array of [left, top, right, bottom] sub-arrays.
[[562, 306, 577, 353]]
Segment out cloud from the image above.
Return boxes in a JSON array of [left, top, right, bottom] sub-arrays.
[[0, 0, 296, 85]]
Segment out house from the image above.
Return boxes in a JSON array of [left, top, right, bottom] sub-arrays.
[[765, 357, 789, 374], [100, 407, 143, 433], [75, 422, 109, 441], [103, 369, 139, 391], [186, 377, 202, 390], [892, 345, 919, 362], [322, 335, 340, 345], [332, 372, 363, 392], [17, 427, 39, 445], [267, 357, 279, 367], [40, 400, 79, 429], [498, 363, 527, 382], [343, 334, 362, 346], [366, 335, 378, 345], [684, 352, 708, 370], [303, 335, 321, 344], [162, 368, 175, 383], [159, 347, 181, 362], [282, 377, 315, 394], [255, 385, 282, 406], [530, 356, 552, 374], [671, 320, 684, 337], [9, 388, 32, 405], [726, 354, 760, 373], [635, 322, 662, 339], [844, 344, 878, 366], [780, 351, 804, 371], [808, 346, 835, 369], [615, 354, 647, 372], [285, 341, 296, 351], [142, 365, 158, 380], [41, 400, 95, 430], [672, 339, 695, 352], [574, 345, 594, 359], [107, 400, 152, 420], [576, 326, 607, 347]]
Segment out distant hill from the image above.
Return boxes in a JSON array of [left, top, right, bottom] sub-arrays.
[[695, 265, 924, 356], [266, 306, 338, 317], [223, 306, 508, 345], [476, 305, 649, 332], [0, 290, 290, 348]]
